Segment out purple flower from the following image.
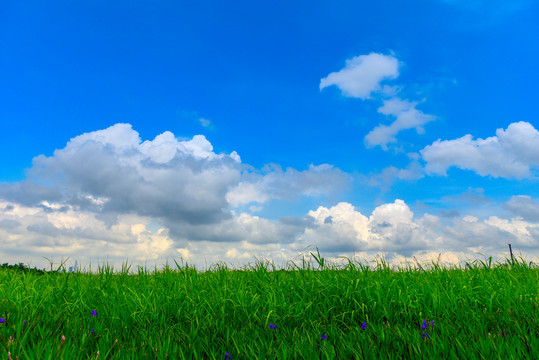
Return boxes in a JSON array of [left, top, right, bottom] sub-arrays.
[[361, 321, 367, 330]]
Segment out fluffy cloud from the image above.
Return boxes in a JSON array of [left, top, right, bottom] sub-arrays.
[[226, 163, 352, 206], [295, 199, 539, 268], [2, 123, 243, 228], [320, 53, 399, 99], [0, 124, 353, 240], [365, 98, 436, 149], [421, 121, 539, 179]]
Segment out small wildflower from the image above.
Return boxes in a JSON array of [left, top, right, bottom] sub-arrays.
[[91, 310, 96, 316], [421, 319, 433, 342], [320, 333, 327, 340], [0, 318, 4, 323], [225, 352, 232, 359], [361, 321, 367, 330]]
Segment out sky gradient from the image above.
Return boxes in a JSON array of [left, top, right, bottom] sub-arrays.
[[1, 0, 538, 274]]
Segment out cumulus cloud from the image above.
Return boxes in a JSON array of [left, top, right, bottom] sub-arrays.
[[296, 199, 539, 268], [421, 121, 539, 179], [226, 163, 352, 207], [365, 98, 436, 149], [320, 53, 399, 99], [0, 124, 353, 238], [8, 123, 243, 227]]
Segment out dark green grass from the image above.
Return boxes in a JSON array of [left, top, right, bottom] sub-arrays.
[[0, 248, 537, 359]]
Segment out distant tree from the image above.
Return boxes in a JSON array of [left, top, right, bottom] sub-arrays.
[[0, 262, 55, 276]]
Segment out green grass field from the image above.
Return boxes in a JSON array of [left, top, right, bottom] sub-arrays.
[[0, 248, 537, 359]]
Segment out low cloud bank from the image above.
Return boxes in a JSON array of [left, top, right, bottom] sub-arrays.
[[1, 197, 537, 275]]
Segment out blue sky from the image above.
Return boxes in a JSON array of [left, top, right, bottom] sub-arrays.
[[1, 0, 538, 274]]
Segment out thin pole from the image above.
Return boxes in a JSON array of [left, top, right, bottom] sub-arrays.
[[508, 243, 515, 264]]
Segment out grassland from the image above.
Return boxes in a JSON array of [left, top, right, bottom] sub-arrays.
[[0, 248, 537, 359]]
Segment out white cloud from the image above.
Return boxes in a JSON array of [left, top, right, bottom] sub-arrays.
[[226, 163, 352, 206], [421, 121, 539, 179], [365, 98, 436, 149], [226, 182, 270, 207], [297, 199, 539, 270], [2, 124, 350, 239], [462, 215, 478, 223], [370, 199, 414, 227], [0, 123, 244, 231], [320, 53, 399, 99]]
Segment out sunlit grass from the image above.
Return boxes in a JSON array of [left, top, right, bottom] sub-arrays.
[[0, 247, 537, 359]]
